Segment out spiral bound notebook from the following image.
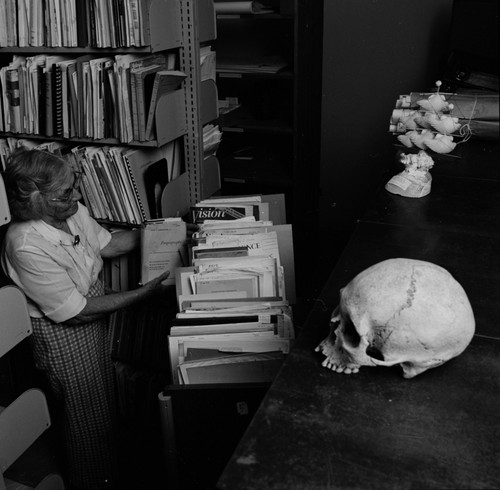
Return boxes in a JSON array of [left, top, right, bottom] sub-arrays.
[[52, 64, 64, 137]]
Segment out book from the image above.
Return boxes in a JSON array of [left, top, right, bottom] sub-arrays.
[[5, 68, 21, 133], [89, 57, 113, 139], [58, 59, 77, 138], [26, 56, 46, 135], [46, 56, 71, 137], [17, 0, 29, 47], [87, 147, 115, 221], [132, 64, 164, 142], [107, 146, 143, 224], [75, 0, 89, 47], [127, 0, 141, 46], [72, 150, 99, 217], [115, 0, 127, 47], [0, 3, 8, 47], [83, 60, 93, 137], [103, 59, 118, 138], [5, 0, 17, 47], [144, 70, 186, 141], [47, 0, 62, 47], [114, 54, 135, 142], [66, 61, 78, 137], [140, 218, 188, 286], [128, 53, 172, 141], [73, 54, 93, 138], [17, 61, 27, 133], [114, 52, 173, 142], [81, 145, 113, 220], [197, 196, 271, 221], [94, 148, 127, 222], [190, 204, 261, 224]]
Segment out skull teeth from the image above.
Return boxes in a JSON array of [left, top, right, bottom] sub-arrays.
[[321, 358, 360, 374]]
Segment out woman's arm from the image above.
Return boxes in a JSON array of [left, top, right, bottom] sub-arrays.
[[65, 270, 171, 325], [100, 229, 141, 258], [100, 222, 197, 259]]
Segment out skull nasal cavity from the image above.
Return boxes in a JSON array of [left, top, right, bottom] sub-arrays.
[[366, 345, 385, 361], [343, 318, 361, 347]]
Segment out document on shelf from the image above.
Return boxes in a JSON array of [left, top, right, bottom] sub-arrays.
[[194, 231, 281, 266], [177, 352, 285, 385], [140, 218, 187, 286]]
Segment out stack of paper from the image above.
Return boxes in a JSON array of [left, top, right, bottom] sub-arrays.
[[203, 124, 222, 157], [216, 56, 288, 74], [170, 194, 296, 384], [214, 1, 275, 15]]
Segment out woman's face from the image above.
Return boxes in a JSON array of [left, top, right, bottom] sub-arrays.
[[43, 170, 82, 223]]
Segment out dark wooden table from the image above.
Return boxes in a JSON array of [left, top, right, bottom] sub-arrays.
[[217, 141, 500, 490]]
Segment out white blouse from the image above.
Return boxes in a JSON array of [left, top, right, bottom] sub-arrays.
[[1, 203, 111, 322]]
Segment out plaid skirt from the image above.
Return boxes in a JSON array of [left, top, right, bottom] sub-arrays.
[[30, 279, 117, 490]]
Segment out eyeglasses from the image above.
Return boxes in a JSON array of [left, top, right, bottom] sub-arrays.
[[49, 172, 82, 203]]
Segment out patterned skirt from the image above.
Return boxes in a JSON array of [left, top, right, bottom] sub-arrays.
[[30, 279, 117, 490]]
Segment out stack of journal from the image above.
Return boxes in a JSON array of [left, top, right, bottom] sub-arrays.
[[170, 193, 296, 385]]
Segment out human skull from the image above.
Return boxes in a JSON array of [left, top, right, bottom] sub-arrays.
[[315, 258, 475, 378]]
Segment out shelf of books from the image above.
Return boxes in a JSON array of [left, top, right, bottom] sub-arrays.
[[0, 2, 221, 225], [0, 0, 183, 52], [0, 49, 197, 146]]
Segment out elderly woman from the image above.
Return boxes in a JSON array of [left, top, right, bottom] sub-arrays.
[[1, 147, 173, 490]]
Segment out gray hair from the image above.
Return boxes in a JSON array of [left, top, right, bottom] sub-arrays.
[[3, 148, 71, 221]]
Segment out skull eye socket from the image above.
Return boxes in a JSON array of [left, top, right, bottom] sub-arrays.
[[342, 316, 361, 347]]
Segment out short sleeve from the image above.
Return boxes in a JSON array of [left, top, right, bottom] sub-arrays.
[[8, 246, 87, 323]]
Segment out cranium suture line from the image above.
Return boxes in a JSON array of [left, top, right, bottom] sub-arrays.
[[315, 258, 475, 378]]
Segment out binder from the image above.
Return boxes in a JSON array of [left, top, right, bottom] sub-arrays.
[[123, 147, 168, 221], [52, 63, 64, 137]]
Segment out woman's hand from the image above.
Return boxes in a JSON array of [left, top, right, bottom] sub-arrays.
[[143, 270, 172, 296], [67, 270, 172, 325]]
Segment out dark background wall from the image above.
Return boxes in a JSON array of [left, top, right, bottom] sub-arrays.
[[319, 0, 454, 245]]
